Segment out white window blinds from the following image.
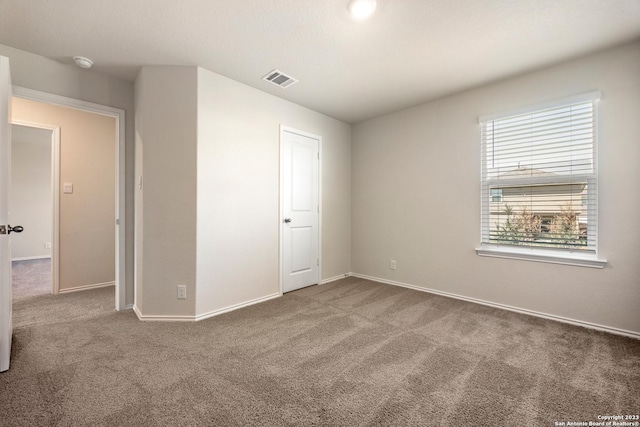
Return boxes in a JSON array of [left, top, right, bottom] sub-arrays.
[[480, 93, 599, 253]]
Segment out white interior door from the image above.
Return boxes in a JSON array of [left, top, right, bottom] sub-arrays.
[[0, 56, 13, 372], [281, 127, 320, 293]]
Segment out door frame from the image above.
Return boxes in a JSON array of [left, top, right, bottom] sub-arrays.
[[12, 86, 127, 311], [278, 125, 322, 294], [10, 121, 61, 294]]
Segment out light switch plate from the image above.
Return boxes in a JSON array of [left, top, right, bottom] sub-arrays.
[[63, 183, 73, 194]]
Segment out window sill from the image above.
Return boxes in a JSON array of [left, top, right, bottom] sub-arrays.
[[475, 246, 607, 269]]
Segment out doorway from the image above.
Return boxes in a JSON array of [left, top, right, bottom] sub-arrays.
[[10, 123, 59, 299], [280, 126, 321, 293], [11, 87, 126, 310]]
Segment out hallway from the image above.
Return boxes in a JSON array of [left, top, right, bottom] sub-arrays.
[[12, 258, 50, 300]]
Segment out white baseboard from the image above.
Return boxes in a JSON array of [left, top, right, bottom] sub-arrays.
[[133, 292, 282, 322], [11, 256, 51, 262], [58, 281, 115, 294], [124, 304, 134, 310], [350, 273, 640, 340], [321, 273, 351, 284], [133, 304, 194, 322], [195, 292, 281, 321]]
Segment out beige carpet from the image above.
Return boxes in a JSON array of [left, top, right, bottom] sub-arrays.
[[1, 276, 638, 426], [12, 258, 51, 300]]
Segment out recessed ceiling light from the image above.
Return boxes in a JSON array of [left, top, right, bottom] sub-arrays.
[[349, 0, 377, 20], [73, 56, 93, 69]]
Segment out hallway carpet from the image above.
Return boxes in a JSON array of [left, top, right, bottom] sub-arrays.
[[1, 276, 639, 426], [11, 258, 51, 300]]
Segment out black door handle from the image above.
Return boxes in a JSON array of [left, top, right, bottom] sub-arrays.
[[8, 225, 24, 234]]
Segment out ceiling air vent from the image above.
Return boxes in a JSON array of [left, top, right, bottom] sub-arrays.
[[262, 69, 298, 88]]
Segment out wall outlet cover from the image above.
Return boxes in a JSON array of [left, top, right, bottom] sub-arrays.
[[177, 285, 187, 299]]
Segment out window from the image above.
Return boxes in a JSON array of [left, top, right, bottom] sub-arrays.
[[478, 92, 605, 267]]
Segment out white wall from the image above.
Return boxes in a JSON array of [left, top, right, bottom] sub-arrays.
[[351, 41, 640, 335], [195, 68, 351, 317], [134, 65, 351, 318], [0, 44, 135, 304], [134, 66, 198, 316], [11, 125, 52, 260]]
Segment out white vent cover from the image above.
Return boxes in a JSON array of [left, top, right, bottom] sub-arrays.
[[262, 70, 298, 88]]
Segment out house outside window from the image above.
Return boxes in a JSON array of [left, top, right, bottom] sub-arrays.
[[491, 188, 503, 203], [478, 92, 604, 266]]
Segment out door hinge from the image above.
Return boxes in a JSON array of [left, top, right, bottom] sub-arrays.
[[317, 152, 320, 160], [317, 258, 320, 266]]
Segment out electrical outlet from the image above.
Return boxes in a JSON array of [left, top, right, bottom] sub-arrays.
[[390, 260, 397, 270], [44, 242, 51, 249], [177, 285, 187, 299]]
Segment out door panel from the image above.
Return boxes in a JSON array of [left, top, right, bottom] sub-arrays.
[[291, 226, 313, 273], [0, 56, 13, 372], [292, 144, 313, 211], [281, 128, 319, 293]]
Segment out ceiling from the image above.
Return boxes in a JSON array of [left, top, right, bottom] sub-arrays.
[[1, 0, 639, 124]]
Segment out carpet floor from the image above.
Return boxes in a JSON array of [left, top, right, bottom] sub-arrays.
[[1, 276, 639, 426], [12, 258, 52, 300]]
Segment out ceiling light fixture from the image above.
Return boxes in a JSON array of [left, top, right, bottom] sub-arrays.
[[73, 56, 93, 69], [349, 0, 377, 20]]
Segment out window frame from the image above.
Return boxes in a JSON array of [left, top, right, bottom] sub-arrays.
[[476, 92, 607, 268]]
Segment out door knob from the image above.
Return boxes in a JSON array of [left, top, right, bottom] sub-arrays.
[[284, 218, 292, 223], [8, 225, 24, 234]]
